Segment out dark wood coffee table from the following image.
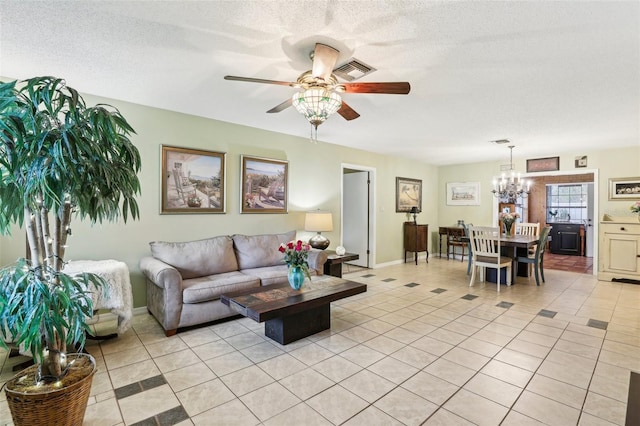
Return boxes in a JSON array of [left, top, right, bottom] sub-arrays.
[[220, 277, 367, 345]]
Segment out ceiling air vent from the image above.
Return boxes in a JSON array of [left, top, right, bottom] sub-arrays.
[[333, 58, 376, 81]]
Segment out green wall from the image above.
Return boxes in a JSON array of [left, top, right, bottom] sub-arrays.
[[0, 94, 438, 307], [0, 87, 637, 309]]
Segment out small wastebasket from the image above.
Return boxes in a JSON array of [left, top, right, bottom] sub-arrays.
[[486, 267, 508, 284]]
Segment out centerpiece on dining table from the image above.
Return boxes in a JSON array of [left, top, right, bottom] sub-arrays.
[[499, 211, 520, 235], [279, 240, 312, 290]]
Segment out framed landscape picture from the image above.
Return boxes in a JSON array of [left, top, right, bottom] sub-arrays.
[[446, 182, 480, 206], [161, 145, 226, 214], [609, 177, 640, 200], [241, 156, 288, 213], [396, 177, 422, 212]]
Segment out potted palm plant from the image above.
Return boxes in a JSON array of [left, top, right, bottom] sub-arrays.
[[0, 76, 141, 425]]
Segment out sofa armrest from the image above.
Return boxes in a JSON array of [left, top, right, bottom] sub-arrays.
[[140, 256, 183, 291], [140, 256, 185, 334], [308, 249, 329, 275]]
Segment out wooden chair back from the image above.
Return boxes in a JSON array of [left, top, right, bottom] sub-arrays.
[[468, 225, 512, 290], [516, 222, 540, 236], [469, 226, 501, 259]]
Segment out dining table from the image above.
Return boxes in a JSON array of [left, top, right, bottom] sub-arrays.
[[466, 233, 539, 283]]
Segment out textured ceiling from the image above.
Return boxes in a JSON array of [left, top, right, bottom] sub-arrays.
[[1, 1, 638, 165]]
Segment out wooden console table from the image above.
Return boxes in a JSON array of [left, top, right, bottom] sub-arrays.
[[404, 222, 429, 264]]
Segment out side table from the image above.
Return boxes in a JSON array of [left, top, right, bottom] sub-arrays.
[[323, 251, 360, 278], [63, 259, 134, 335]]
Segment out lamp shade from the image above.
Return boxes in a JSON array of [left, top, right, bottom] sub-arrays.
[[305, 211, 333, 250], [292, 89, 342, 128], [304, 211, 333, 232]]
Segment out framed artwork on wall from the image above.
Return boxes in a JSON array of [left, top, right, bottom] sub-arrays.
[[608, 177, 640, 200], [241, 155, 288, 213], [161, 145, 226, 214], [446, 182, 481, 206], [396, 177, 422, 212], [526, 156, 560, 173], [575, 155, 588, 168]]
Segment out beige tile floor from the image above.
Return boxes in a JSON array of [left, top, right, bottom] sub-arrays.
[[1, 258, 638, 425]]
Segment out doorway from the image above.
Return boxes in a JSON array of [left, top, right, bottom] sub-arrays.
[[493, 170, 597, 275], [341, 164, 375, 268]]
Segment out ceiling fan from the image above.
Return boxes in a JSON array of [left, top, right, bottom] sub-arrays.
[[224, 43, 411, 134]]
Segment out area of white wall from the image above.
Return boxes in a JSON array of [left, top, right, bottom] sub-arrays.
[[0, 93, 439, 307]]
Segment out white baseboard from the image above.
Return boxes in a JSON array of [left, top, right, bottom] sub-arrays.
[[92, 306, 147, 325], [133, 306, 148, 316], [374, 253, 430, 269]]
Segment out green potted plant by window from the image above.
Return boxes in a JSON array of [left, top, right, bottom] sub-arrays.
[[0, 76, 141, 425]]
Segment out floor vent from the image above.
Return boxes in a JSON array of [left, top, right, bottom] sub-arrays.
[[612, 278, 640, 285], [333, 58, 376, 81]]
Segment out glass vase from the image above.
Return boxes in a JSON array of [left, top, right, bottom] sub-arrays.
[[504, 221, 513, 235], [288, 266, 305, 290]]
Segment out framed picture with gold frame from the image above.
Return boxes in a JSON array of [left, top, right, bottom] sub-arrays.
[[161, 145, 225, 214], [241, 155, 288, 213]]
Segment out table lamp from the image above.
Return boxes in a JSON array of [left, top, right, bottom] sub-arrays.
[[410, 206, 418, 224], [305, 210, 333, 250]]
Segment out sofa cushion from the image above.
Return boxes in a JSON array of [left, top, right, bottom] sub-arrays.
[[182, 271, 260, 304], [150, 235, 238, 279], [232, 230, 295, 270], [241, 265, 317, 287]]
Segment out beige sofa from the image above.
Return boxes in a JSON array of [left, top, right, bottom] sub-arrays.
[[139, 231, 328, 336]]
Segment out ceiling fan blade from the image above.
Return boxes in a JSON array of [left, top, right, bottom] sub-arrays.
[[224, 75, 295, 87], [311, 43, 339, 81], [267, 98, 293, 113], [341, 82, 411, 95], [337, 102, 360, 121]]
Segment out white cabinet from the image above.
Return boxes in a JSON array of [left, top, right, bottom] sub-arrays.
[[599, 215, 640, 282]]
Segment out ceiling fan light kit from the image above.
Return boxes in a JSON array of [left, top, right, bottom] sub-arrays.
[[292, 88, 342, 129]]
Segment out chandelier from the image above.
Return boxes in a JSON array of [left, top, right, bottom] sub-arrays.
[[292, 88, 342, 142], [491, 145, 530, 203]]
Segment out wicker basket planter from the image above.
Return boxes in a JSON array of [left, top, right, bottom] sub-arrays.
[[4, 353, 96, 426]]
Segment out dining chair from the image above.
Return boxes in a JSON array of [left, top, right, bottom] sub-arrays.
[[468, 226, 512, 292], [463, 223, 473, 275], [516, 222, 540, 274], [516, 226, 552, 286], [516, 222, 540, 237], [447, 227, 468, 262]]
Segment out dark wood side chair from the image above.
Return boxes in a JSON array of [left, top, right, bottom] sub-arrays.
[[447, 227, 468, 262]]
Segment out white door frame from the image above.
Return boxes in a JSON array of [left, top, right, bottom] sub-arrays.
[[341, 163, 376, 269], [492, 168, 599, 275]]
